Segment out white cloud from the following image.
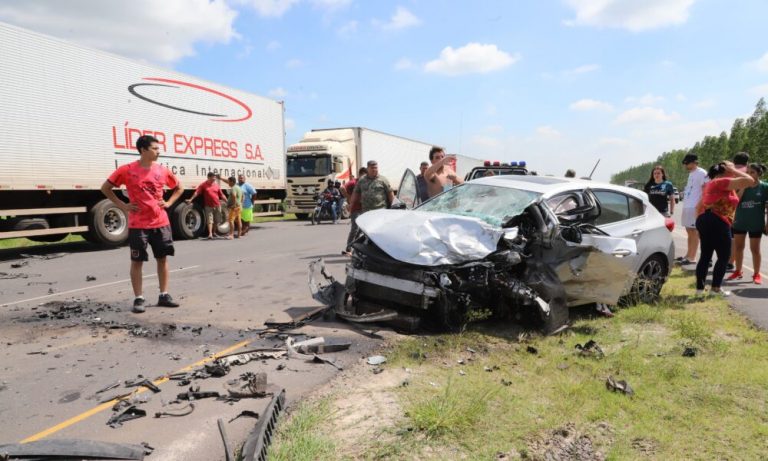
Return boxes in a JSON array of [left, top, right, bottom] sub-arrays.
[[564, 0, 697, 31], [284, 118, 296, 130], [237, 0, 299, 17], [752, 52, 768, 72], [564, 64, 600, 75], [268, 87, 288, 98], [615, 107, 680, 124], [375, 6, 421, 30], [485, 104, 498, 116], [570, 98, 613, 111], [536, 126, 562, 139], [286, 58, 304, 68], [394, 58, 414, 70], [337, 20, 358, 37], [625, 93, 665, 105], [693, 99, 716, 109], [484, 124, 504, 133], [310, 0, 351, 9], [750, 83, 768, 96], [0, 0, 238, 64], [675, 93, 687, 102], [266, 40, 281, 51], [424, 43, 519, 76]]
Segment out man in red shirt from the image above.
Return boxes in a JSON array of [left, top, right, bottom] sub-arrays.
[[342, 167, 367, 255], [100, 135, 184, 313], [186, 172, 226, 239]]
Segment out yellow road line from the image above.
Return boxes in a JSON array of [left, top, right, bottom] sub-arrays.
[[20, 338, 252, 443]]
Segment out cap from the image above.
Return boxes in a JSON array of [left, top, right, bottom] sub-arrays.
[[367, 160, 378, 167], [682, 153, 698, 165]]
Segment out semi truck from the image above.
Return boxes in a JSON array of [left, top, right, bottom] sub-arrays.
[[286, 127, 452, 219], [0, 22, 286, 245]]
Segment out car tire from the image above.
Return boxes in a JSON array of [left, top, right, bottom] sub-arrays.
[[429, 294, 466, 332], [624, 254, 668, 305], [87, 199, 129, 246]]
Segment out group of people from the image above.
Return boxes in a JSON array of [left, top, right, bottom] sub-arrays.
[[678, 152, 768, 295], [186, 172, 258, 240]]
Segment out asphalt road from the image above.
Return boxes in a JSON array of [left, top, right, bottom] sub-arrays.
[[670, 204, 768, 328], [0, 219, 385, 460]]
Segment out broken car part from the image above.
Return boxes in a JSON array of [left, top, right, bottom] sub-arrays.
[[229, 410, 259, 423], [226, 372, 268, 398], [176, 386, 220, 401], [575, 340, 605, 359], [241, 389, 286, 461], [366, 355, 387, 366], [218, 418, 234, 461], [292, 337, 352, 354], [154, 403, 195, 418], [0, 439, 148, 460], [285, 338, 342, 370], [605, 376, 634, 396], [107, 406, 147, 428]]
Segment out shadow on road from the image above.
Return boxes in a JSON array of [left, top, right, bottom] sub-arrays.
[[731, 287, 768, 299], [0, 241, 115, 262]]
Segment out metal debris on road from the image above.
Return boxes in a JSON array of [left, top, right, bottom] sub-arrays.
[[176, 386, 220, 401], [366, 355, 387, 366], [86, 275, 97, 281], [154, 403, 195, 418], [226, 372, 268, 399], [241, 389, 285, 461], [0, 439, 148, 460], [10, 260, 29, 268], [218, 418, 235, 461], [575, 340, 605, 359], [107, 406, 147, 428], [20, 252, 68, 260], [229, 410, 259, 423]]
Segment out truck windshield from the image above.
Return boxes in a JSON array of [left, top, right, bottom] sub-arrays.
[[287, 155, 331, 177]]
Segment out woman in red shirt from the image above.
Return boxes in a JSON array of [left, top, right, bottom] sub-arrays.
[[695, 161, 756, 295]]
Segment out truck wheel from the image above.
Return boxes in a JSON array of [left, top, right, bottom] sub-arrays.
[[295, 213, 309, 220], [87, 199, 129, 245], [172, 202, 204, 239], [10, 218, 65, 242]]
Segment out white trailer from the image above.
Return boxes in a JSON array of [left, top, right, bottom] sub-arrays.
[[0, 22, 286, 245], [285, 127, 439, 217]]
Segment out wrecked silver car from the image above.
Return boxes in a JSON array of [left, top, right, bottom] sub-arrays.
[[313, 174, 673, 333]]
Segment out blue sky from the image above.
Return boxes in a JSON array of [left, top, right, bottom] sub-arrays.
[[2, 0, 768, 181]]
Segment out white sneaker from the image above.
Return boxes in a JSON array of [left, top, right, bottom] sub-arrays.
[[711, 290, 731, 297], [695, 289, 706, 296]]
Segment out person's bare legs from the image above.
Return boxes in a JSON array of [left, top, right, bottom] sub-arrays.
[[157, 257, 169, 293], [235, 216, 242, 238], [685, 227, 699, 261], [749, 236, 762, 277], [130, 260, 143, 297], [732, 233, 746, 272]]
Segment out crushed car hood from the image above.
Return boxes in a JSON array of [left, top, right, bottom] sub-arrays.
[[355, 209, 505, 266]]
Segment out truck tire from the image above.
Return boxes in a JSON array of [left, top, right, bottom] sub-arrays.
[[87, 199, 129, 246], [10, 218, 65, 243], [172, 202, 204, 239]]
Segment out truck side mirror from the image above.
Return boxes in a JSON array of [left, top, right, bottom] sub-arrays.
[[333, 161, 343, 173]]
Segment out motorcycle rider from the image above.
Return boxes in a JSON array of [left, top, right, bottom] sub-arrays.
[[320, 179, 341, 224]]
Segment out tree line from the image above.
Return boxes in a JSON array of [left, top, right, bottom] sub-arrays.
[[611, 98, 768, 188]]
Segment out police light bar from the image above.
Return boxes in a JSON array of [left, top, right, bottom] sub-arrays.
[[484, 160, 491, 166], [519, 161, 527, 167], [510, 161, 518, 166]]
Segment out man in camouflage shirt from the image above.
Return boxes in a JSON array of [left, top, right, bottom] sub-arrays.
[[351, 160, 394, 213]]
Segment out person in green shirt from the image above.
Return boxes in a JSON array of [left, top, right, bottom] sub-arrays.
[[728, 163, 768, 284], [225, 176, 244, 240]]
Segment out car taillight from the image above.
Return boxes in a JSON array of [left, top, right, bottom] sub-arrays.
[[664, 217, 674, 232]]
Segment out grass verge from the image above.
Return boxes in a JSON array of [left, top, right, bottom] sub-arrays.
[[268, 269, 768, 459], [268, 398, 336, 461], [0, 234, 84, 250]]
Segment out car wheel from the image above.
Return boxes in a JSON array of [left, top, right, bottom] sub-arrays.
[[625, 254, 668, 305]]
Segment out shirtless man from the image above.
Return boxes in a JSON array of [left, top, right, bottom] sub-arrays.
[[425, 146, 463, 197]]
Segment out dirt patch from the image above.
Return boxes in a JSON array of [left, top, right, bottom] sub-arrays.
[[521, 422, 613, 461]]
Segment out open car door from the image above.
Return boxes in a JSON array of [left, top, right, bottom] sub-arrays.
[[396, 168, 419, 209]]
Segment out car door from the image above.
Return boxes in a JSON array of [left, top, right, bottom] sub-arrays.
[[396, 168, 419, 209], [591, 189, 649, 273]]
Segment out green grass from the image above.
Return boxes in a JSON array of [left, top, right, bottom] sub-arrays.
[[268, 399, 336, 461], [318, 269, 768, 459], [0, 234, 84, 250]]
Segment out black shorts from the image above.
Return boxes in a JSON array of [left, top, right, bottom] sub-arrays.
[[732, 228, 764, 239], [128, 226, 175, 261]]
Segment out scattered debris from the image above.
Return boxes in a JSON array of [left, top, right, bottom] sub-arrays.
[[458, 370, 466, 376], [527, 423, 605, 461], [177, 386, 220, 401], [0, 439, 148, 460], [500, 379, 512, 386], [20, 252, 68, 260], [372, 367, 384, 375], [241, 389, 285, 461], [218, 418, 235, 461], [605, 376, 634, 396], [227, 372, 269, 398], [229, 410, 259, 423], [125, 379, 161, 393], [107, 406, 147, 428], [682, 347, 697, 357], [526, 346, 538, 354], [366, 355, 387, 366], [293, 337, 351, 354], [575, 340, 605, 359], [285, 337, 343, 370], [86, 275, 97, 281], [0, 272, 40, 280], [10, 260, 29, 268], [216, 349, 286, 367], [154, 403, 195, 418]]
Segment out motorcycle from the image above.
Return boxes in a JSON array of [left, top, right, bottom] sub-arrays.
[[311, 192, 338, 225]]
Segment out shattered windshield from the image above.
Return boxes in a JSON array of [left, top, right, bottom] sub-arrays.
[[415, 183, 541, 227]]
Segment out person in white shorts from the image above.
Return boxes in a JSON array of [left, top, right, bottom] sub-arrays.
[[678, 153, 708, 264]]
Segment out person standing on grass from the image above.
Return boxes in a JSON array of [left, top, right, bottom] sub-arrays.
[[187, 172, 226, 239], [694, 161, 756, 296], [644, 165, 675, 217], [100, 135, 183, 313], [678, 153, 708, 265], [237, 174, 257, 237], [727, 163, 768, 284], [225, 176, 243, 239]]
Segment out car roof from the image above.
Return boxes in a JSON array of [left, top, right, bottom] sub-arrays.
[[470, 175, 648, 201]]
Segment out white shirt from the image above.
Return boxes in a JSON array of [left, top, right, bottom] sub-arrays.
[[683, 167, 708, 209]]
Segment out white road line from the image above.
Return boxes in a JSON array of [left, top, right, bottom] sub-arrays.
[[1, 265, 200, 308]]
